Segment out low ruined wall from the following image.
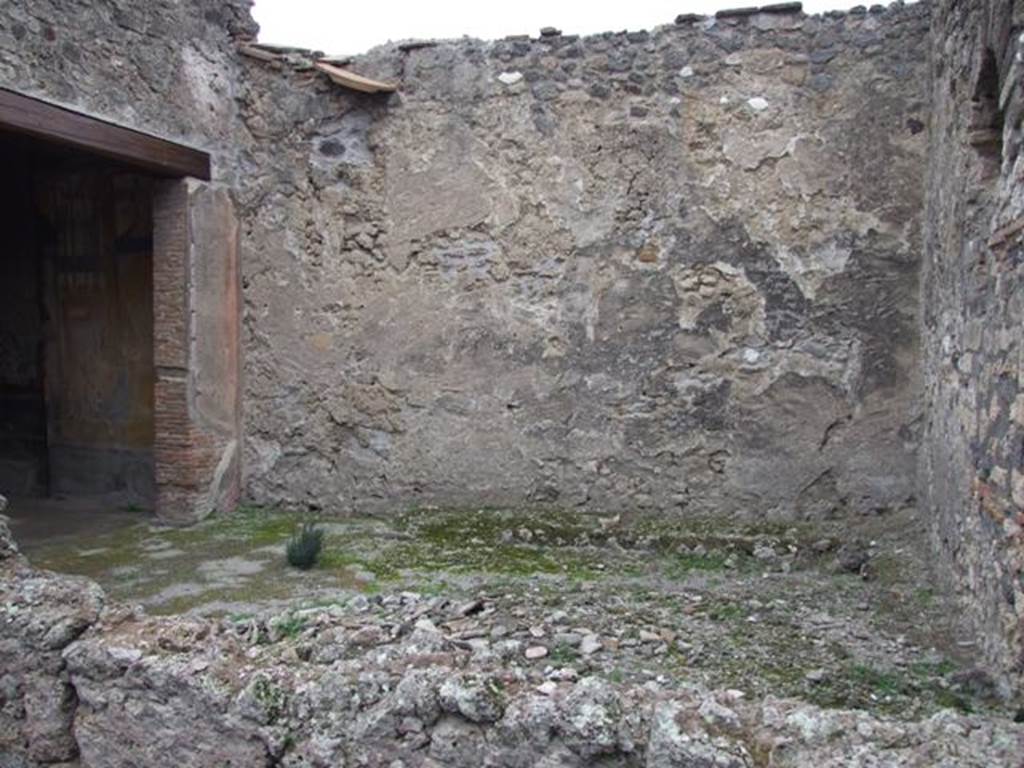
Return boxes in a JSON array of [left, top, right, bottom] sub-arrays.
[[921, 0, 1024, 696], [0, 514, 104, 765], [239, 3, 932, 519], [1, 516, 1021, 767]]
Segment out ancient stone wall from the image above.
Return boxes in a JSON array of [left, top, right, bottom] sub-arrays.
[[239, 4, 932, 519], [921, 0, 1024, 696], [0, 0, 255, 181], [0, 0, 934, 522]]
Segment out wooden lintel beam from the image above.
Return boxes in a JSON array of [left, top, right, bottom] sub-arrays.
[[0, 87, 211, 180]]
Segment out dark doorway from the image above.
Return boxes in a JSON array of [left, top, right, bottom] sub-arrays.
[[0, 136, 157, 509], [0, 89, 235, 528]]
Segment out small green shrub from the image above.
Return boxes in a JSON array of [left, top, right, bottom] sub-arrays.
[[286, 522, 324, 570]]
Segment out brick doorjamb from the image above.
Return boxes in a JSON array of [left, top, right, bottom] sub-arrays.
[[152, 180, 241, 523]]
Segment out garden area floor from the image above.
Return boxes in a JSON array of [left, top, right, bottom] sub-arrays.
[[9, 502, 1017, 722]]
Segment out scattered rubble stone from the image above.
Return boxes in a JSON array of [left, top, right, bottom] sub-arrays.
[[760, 2, 804, 12], [580, 634, 603, 656], [2, 517, 1023, 766], [716, 7, 761, 18]]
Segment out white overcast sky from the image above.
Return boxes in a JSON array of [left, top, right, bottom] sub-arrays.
[[252, 1, 914, 57]]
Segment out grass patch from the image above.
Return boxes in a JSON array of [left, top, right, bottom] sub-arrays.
[[663, 551, 731, 577], [271, 613, 307, 639], [701, 600, 746, 622], [329, 522, 611, 581], [549, 643, 581, 666], [848, 664, 902, 695], [803, 662, 974, 717], [401, 507, 592, 549]]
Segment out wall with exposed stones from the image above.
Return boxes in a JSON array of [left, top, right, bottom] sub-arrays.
[[238, 3, 932, 519], [921, 0, 1024, 697], [0, 0, 933, 521], [0, 0, 255, 182]]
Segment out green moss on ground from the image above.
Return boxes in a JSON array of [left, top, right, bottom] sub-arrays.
[[20, 506, 834, 615], [20, 502, 991, 721], [801, 662, 974, 716]]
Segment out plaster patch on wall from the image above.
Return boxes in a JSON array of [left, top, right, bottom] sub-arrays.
[[721, 129, 799, 171], [774, 243, 852, 301]]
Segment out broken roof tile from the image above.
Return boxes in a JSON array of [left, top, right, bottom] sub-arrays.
[[313, 61, 398, 93]]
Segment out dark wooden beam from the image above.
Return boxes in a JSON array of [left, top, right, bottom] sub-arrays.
[[0, 87, 211, 180]]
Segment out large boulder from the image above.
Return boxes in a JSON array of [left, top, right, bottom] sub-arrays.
[[65, 626, 270, 768]]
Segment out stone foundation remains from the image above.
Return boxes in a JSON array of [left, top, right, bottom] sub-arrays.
[[2, 514, 1022, 767]]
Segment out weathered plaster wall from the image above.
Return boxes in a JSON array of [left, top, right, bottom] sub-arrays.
[[239, 4, 931, 519], [921, 0, 1024, 695]]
